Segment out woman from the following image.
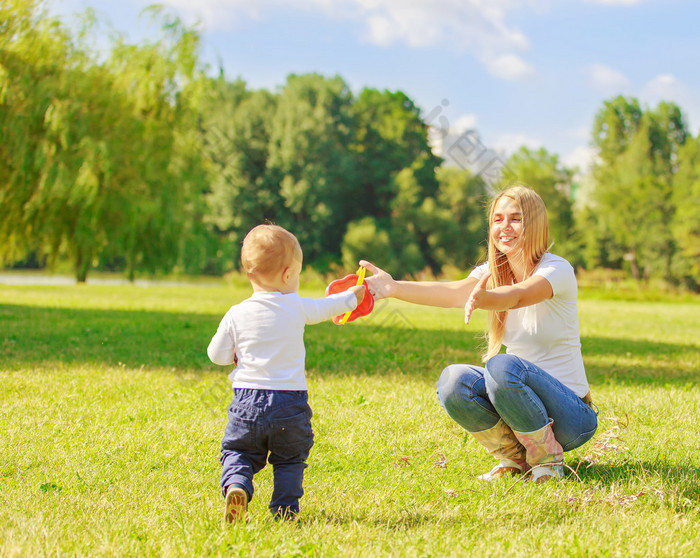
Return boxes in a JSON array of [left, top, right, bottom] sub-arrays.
[[361, 185, 597, 483]]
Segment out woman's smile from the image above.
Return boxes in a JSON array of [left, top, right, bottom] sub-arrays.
[[491, 196, 523, 254]]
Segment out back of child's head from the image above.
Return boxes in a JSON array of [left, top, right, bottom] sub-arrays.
[[241, 224, 302, 281]]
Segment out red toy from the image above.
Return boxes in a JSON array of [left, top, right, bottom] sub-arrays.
[[325, 267, 374, 325]]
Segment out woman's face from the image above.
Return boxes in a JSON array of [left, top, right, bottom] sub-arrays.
[[491, 195, 523, 256]]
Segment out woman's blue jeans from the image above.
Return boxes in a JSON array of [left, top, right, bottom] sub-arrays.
[[436, 354, 597, 452]]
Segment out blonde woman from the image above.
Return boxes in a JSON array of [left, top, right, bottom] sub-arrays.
[[361, 185, 597, 483]]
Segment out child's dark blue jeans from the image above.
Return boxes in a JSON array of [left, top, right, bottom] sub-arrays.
[[220, 388, 314, 517]]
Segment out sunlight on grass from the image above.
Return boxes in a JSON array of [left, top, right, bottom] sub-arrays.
[[1, 284, 699, 556]]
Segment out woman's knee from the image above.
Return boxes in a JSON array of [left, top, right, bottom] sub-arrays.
[[485, 353, 520, 377], [484, 354, 528, 402], [436, 364, 481, 408]]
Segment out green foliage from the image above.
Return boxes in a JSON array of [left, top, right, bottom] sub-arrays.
[[196, 78, 279, 271], [0, 1, 209, 281], [1, 6, 699, 289], [0, 0, 72, 265], [585, 96, 689, 283], [352, 89, 441, 219], [267, 73, 358, 261], [417, 166, 489, 271], [341, 216, 394, 273], [670, 135, 700, 289]]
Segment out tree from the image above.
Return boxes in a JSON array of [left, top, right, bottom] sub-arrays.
[[0, 3, 207, 281], [95, 9, 206, 281], [267, 73, 358, 264], [351, 89, 441, 221], [196, 77, 279, 271], [592, 96, 643, 167], [341, 217, 394, 274], [671, 134, 700, 290], [423, 167, 489, 270], [0, 0, 72, 267], [587, 96, 688, 280]]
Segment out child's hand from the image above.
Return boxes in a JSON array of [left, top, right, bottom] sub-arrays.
[[349, 284, 365, 305]]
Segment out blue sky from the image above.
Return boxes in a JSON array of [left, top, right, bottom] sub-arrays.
[[48, 0, 700, 173]]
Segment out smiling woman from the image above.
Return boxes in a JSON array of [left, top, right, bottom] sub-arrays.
[[361, 184, 597, 484]]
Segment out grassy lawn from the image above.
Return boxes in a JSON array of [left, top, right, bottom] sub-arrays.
[[1, 281, 699, 557]]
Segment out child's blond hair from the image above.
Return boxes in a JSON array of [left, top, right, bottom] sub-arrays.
[[241, 224, 302, 281]]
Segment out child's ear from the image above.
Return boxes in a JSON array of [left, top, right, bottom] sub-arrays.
[[281, 266, 292, 284]]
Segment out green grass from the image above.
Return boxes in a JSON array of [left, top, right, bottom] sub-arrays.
[[1, 282, 699, 557]]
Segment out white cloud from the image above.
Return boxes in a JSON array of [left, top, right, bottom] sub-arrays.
[[639, 73, 700, 131], [562, 145, 597, 173], [491, 132, 542, 156], [158, 0, 536, 81], [426, 112, 478, 158], [489, 54, 535, 81], [568, 125, 591, 141], [353, 0, 531, 55], [641, 73, 685, 99], [158, 0, 256, 28], [450, 113, 479, 135], [585, 63, 630, 92]]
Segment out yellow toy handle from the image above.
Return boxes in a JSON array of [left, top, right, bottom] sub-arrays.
[[339, 266, 366, 325]]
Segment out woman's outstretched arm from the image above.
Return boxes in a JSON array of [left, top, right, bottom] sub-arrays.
[[360, 260, 479, 309], [464, 272, 554, 324]]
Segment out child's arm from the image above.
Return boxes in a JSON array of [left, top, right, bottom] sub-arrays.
[[348, 284, 365, 305], [207, 314, 237, 366], [302, 289, 360, 325]]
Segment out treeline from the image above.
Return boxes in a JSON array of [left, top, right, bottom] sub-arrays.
[[1, 2, 699, 289]]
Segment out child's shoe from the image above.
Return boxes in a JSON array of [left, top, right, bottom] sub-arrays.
[[224, 485, 248, 524], [271, 505, 299, 521]]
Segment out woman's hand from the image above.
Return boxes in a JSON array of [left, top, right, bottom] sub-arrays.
[[359, 260, 396, 300], [464, 272, 491, 324]]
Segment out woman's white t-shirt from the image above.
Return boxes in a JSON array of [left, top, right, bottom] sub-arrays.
[[468, 253, 589, 397]]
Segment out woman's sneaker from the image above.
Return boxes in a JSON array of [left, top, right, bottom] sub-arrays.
[[530, 464, 565, 484], [477, 459, 529, 481]]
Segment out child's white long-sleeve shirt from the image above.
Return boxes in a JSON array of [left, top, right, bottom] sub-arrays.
[[207, 290, 358, 390]]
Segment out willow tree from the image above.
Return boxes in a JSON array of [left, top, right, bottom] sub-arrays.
[[0, 0, 73, 267], [0, 2, 207, 281]]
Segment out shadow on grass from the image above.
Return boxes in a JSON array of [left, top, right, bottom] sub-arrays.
[[1, 304, 698, 387], [568, 459, 700, 500], [0, 303, 480, 378], [0, 304, 219, 371], [583, 336, 700, 386]]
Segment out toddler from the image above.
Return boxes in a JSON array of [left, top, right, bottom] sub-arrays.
[[207, 224, 364, 522]]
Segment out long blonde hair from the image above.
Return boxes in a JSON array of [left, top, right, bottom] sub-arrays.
[[484, 185, 550, 361]]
